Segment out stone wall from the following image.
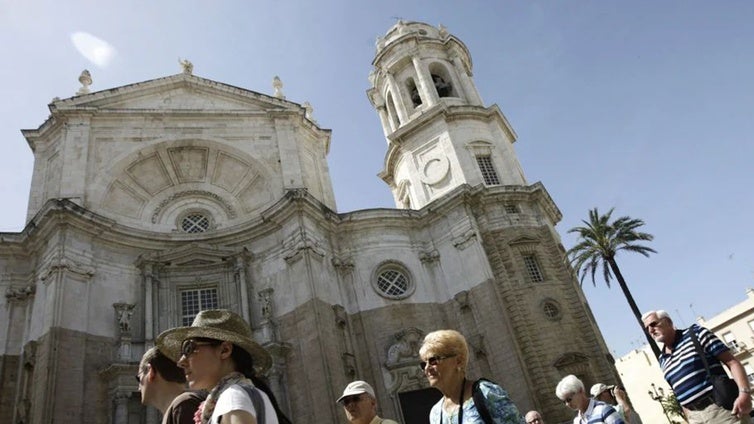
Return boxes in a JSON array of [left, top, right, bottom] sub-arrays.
[[0, 355, 19, 423], [30, 328, 113, 424]]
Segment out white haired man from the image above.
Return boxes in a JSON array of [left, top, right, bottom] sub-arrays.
[[642, 309, 752, 423], [525, 410, 545, 423], [556, 374, 624, 424], [337, 380, 399, 424]]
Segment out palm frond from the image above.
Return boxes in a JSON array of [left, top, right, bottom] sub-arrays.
[[566, 207, 654, 289]]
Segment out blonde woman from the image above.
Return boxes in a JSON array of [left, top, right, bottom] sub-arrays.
[[420, 329, 524, 423], [156, 309, 291, 424]]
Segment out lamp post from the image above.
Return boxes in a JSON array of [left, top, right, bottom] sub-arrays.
[[648, 383, 673, 423]]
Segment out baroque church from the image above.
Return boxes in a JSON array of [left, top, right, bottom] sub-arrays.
[[0, 21, 617, 423]]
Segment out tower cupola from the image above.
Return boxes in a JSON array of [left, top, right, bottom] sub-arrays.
[[368, 21, 527, 209]]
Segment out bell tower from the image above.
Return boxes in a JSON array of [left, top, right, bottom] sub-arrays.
[[368, 21, 527, 209]]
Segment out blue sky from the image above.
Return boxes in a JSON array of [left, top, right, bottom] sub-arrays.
[[2, 1, 753, 359]]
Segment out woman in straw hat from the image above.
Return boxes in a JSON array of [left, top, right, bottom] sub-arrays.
[[156, 309, 291, 424]]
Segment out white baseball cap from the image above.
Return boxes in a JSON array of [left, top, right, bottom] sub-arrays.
[[590, 383, 613, 397], [337, 380, 376, 404]]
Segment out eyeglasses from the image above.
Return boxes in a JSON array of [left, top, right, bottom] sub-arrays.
[[419, 355, 457, 371], [341, 395, 364, 406], [180, 339, 219, 357], [644, 319, 664, 331], [527, 418, 542, 424], [135, 374, 142, 385], [562, 395, 573, 404]]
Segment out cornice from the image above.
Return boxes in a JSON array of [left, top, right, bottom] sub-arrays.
[[23, 73, 332, 145], [380, 104, 517, 182]]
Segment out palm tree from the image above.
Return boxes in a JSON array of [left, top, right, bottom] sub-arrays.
[[567, 207, 660, 357]]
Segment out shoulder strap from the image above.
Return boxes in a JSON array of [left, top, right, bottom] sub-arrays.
[[472, 378, 495, 424], [240, 385, 266, 424], [689, 326, 713, 378]]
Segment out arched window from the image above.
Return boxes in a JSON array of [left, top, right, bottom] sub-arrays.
[[428, 62, 455, 98], [179, 211, 212, 233], [406, 77, 422, 108]]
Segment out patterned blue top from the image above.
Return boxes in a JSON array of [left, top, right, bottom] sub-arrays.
[[658, 324, 729, 406], [429, 380, 524, 424], [573, 399, 624, 424]]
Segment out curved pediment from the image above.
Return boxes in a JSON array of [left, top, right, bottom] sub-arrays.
[[96, 139, 277, 231], [553, 352, 589, 368], [509, 236, 540, 246]]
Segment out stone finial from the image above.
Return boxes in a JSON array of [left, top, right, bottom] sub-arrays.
[[272, 76, 285, 99], [77, 70, 92, 95], [438, 24, 448, 38], [179, 58, 193, 75], [302, 101, 316, 123]]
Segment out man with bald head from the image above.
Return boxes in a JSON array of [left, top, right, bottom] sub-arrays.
[[525, 410, 544, 423], [643, 309, 752, 423]]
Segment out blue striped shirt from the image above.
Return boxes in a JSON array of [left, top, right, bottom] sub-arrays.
[[573, 399, 624, 424], [658, 324, 729, 406]]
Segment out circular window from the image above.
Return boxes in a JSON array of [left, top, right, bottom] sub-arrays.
[[372, 262, 414, 300], [180, 213, 211, 233], [541, 299, 562, 321]]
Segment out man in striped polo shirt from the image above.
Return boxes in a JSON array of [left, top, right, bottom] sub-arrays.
[[642, 310, 752, 423], [556, 375, 624, 424]]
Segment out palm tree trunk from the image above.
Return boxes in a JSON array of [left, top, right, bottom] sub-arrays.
[[607, 257, 662, 357]]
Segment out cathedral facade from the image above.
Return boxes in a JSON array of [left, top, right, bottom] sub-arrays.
[[0, 21, 616, 423]]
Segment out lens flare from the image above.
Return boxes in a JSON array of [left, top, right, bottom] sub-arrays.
[[71, 31, 116, 68]]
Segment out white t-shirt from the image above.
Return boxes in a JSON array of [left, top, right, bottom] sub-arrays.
[[209, 384, 279, 424]]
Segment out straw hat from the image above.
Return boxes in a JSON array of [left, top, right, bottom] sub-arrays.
[[156, 309, 272, 373]]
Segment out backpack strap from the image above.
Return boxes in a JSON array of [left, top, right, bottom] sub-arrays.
[[241, 385, 266, 424], [472, 378, 495, 424]]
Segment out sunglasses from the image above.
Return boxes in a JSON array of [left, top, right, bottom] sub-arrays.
[[644, 319, 664, 331], [419, 354, 457, 371], [180, 339, 219, 357], [527, 419, 542, 424], [341, 395, 364, 406], [135, 374, 142, 384], [563, 396, 573, 404]]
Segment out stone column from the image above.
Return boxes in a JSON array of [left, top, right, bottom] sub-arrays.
[[412, 56, 440, 106], [235, 256, 251, 324], [113, 391, 129, 424], [384, 72, 409, 124], [376, 105, 392, 137], [143, 264, 155, 345], [450, 55, 483, 105], [264, 342, 292, 415]]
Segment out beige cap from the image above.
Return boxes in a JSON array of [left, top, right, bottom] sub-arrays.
[[336, 380, 375, 404], [590, 383, 613, 397]]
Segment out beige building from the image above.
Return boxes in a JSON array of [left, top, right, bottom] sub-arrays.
[[615, 345, 682, 424], [0, 21, 618, 423], [697, 288, 754, 385]]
